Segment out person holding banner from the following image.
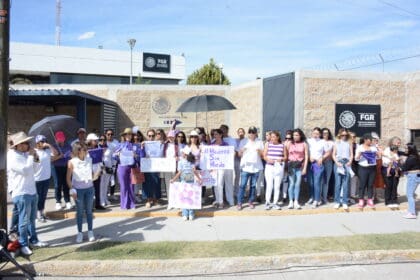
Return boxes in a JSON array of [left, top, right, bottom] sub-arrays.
[[163, 129, 180, 201], [170, 146, 202, 221], [237, 126, 264, 210], [114, 128, 144, 210]]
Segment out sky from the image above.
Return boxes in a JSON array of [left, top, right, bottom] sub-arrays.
[[10, 0, 420, 84]]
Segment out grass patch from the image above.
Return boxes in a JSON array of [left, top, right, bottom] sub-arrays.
[[26, 232, 420, 261]]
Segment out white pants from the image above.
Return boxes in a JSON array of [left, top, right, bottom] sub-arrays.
[[215, 169, 234, 205], [163, 172, 175, 198], [265, 164, 284, 204], [100, 172, 114, 205]]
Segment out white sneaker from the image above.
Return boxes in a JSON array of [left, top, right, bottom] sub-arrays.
[[306, 198, 313, 205], [189, 215, 194, 221], [272, 204, 281, 210], [31, 240, 49, 248], [311, 201, 318, 208], [55, 203, 62, 210], [20, 246, 33, 256], [66, 202, 73, 210], [182, 216, 188, 221], [287, 201, 294, 209], [264, 203, 271, 210], [88, 231, 95, 242], [343, 204, 349, 210], [334, 203, 340, 209], [294, 201, 301, 209], [76, 232, 83, 243]]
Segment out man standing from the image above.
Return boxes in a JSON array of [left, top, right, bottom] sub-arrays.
[[71, 128, 87, 146], [7, 132, 48, 255], [104, 129, 119, 200]]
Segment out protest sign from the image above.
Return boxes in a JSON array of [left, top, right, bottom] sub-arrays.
[[200, 146, 234, 170], [199, 170, 217, 186], [144, 141, 163, 158], [140, 158, 176, 172], [168, 182, 202, 209]]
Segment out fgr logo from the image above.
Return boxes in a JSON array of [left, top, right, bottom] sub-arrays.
[[339, 110, 356, 128], [144, 57, 156, 68]]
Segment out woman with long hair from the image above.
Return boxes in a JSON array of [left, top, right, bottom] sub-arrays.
[[401, 143, 420, 219], [321, 128, 335, 204], [381, 136, 402, 208]]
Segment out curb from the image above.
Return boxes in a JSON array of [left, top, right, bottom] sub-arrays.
[[2, 249, 420, 277]]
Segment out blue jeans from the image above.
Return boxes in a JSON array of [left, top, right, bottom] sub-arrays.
[[334, 165, 350, 204], [182, 209, 195, 218], [288, 168, 302, 201], [406, 173, 419, 215], [36, 179, 50, 211], [237, 170, 259, 204], [308, 162, 324, 202], [75, 187, 94, 232], [12, 194, 39, 247], [322, 159, 334, 203]]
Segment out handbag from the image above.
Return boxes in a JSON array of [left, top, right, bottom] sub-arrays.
[[131, 167, 145, 184]]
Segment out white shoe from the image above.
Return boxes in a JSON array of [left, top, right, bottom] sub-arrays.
[[306, 198, 313, 205], [334, 203, 340, 209], [294, 201, 301, 209], [311, 201, 318, 208], [55, 203, 62, 210], [343, 204, 349, 210], [189, 215, 194, 221], [65, 202, 73, 210], [20, 246, 33, 256], [265, 203, 271, 210], [31, 240, 48, 248], [182, 216, 188, 221], [88, 231, 95, 242], [272, 204, 281, 210], [76, 232, 83, 243], [287, 201, 294, 209]]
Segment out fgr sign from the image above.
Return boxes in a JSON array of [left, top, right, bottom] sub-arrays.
[[335, 104, 381, 137], [143, 52, 171, 73]]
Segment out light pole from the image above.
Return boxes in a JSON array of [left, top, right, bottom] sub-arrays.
[[127, 38, 136, 85], [219, 63, 223, 85]]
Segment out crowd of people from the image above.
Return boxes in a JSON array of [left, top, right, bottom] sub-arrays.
[[6, 123, 420, 254]]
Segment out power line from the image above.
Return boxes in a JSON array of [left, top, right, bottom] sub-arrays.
[[378, 0, 420, 18]]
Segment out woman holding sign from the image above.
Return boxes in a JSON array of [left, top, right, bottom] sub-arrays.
[[114, 128, 144, 210], [86, 133, 105, 210]]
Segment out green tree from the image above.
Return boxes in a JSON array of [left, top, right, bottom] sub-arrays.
[[187, 58, 231, 85], [134, 74, 152, 84]]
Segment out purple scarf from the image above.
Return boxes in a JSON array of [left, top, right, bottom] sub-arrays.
[[361, 151, 376, 165]]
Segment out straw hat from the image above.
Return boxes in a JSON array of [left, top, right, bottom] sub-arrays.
[[10, 131, 33, 148], [120, 128, 133, 136]]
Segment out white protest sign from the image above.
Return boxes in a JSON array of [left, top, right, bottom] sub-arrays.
[[144, 141, 163, 158], [140, 158, 176, 172], [201, 146, 234, 170], [168, 182, 202, 209], [199, 170, 217, 186]]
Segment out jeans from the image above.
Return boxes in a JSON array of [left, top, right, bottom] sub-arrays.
[[334, 165, 350, 204], [12, 194, 39, 247], [237, 170, 259, 204], [36, 179, 50, 211], [382, 168, 400, 205], [288, 168, 302, 201], [358, 165, 376, 199], [322, 159, 334, 203], [55, 165, 70, 203], [182, 209, 195, 218], [406, 173, 419, 215], [308, 162, 324, 202], [75, 187, 94, 233]]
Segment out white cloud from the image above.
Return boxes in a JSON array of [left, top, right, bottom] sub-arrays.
[[77, 31, 95, 40], [332, 30, 394, 48], [385, 20, 417, 28]]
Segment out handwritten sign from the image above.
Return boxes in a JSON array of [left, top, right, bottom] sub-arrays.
[[200, 146, 234, 170], [140, 158, 176, 172], [144, 141, 163, 158], [199, 170, 217, 186], [168, 182, 202, 209]]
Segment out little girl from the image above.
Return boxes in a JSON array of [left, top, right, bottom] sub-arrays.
[[170, 146, 201, 221], [66, 142, 101, 243]]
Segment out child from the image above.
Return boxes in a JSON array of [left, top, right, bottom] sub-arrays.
[[170, 146, 202, 221], [66, 142, 101, 243]]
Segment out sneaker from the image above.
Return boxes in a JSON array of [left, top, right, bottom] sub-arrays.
[[55, 203, 62, 210], [237, 204, 242, 211], [189, 215, 194, 221], [37, 215, 46, 223], [272, 204, 281, 210], [31, 241, 48, 248], [358, 199, 365, 209], [182, 216, 188, 221], [20, 246, 33, 256], [294, 201, 301, 209], [343, 204, 349, 210], [249, 202, 255, 209], [287, 201, 294, 209], [387, 204, 393, 208], [66, 202, 74, 210], [367, 199, 375, 208], [306, 198, 313, 205], [334, 203, 340, 209], [264, 203, 271, 210], [88, 231, 95, 242], [311, 201, 318, 208], [390, 204, 399, 209], [145, 202, 151, 208], [403, 213, 417, 219], [76, 232, 83, 243]]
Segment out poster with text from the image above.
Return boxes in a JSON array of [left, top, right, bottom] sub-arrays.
[[200, 146, 234, 170], [168, 182, 202, 209], [141, 158, 176, 172]]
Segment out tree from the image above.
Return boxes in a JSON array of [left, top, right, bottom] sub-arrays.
[[187, 58, 231, 85], [134, 74, 152, 84]]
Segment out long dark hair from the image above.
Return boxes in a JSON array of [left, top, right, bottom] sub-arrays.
[[292, 128, 306, 143], [406, 143, 420, 161], [322, 127, 333, 141]]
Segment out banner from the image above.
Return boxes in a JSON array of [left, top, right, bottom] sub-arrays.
[[199, 170, 217, 186], [150, 94, 196, 128], [143, 52, 171, 73], [200, 146, 234, 170], [168, 181, 202, 209], [140, 158, 176, 172], [335, 104, 381, 137], [144, 141, 163, 158]]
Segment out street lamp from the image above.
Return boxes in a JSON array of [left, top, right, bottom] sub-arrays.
[[219, 63, 223, 85], [127, 38, 136, 85]]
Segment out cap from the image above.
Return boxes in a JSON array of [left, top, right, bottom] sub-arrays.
[[189, 130, 199, 137], [167, 130, 176, 138], [132, 126, 139, 134], [371, 132, 379, 140], [55, 131, 66, 142], [35, 135, 47, 143], [77, 128, 87, 134], [86, 133, 99, 141], [248, 126, 258, 134]]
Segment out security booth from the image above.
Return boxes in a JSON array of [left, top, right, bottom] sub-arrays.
[[8, 89, 118, 135]]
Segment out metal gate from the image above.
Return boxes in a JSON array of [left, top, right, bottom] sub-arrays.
[[101, 103, 118, 134]]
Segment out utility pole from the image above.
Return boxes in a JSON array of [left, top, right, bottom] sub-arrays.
[[0, 0, 10, 230], [127, 39, 136, 85]]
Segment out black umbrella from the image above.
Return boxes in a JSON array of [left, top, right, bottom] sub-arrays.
[[28, 115, 82, 145], [176, 95, 236, 112]]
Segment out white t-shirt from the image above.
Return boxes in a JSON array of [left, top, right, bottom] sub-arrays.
[[356, 145, 378, 167], [7, 149, 37, 197], [240, 139, 264, 173], [308, 138, 327, 161], [34, 148, 53, 181]]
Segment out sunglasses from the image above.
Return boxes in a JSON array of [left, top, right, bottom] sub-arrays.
[[106, 133, 113, 136], [148, 134, 155, 137], [177, 135, 184, 138], [99, 138, 105, 141], [190, 135, 198, 138], [341, 134, 348, 137], [285, 137, 292, 140]]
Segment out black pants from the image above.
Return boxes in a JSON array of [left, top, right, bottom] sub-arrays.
[[55, 165, 70, 203], [382, 168, 399, 205], [94, 177, 101, 207], [358, 165, 376, 199]]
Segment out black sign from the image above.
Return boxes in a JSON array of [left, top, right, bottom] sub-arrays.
[[143, 52, 171, 73], [335, 104, 381, 137]]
